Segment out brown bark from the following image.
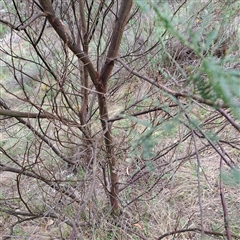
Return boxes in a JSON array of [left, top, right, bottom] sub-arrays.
[[97, 0, 133, 216], [78, 0, 89, 123], [77, 0, 92, 164], [38, 0, 133, 216], [38, 0, 98, 85], [99, 0, 133, 90]]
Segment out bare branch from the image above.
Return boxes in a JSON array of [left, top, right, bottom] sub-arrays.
[[38, 0, 98, 85], [218, 108, 240, 132], [157, 227, 239, 240], [99, 0, 133, 89], [116, 58, 233, 109], [0, 19, 16, 29], [0, 101, 75, 165], [219, 148, 232, 240], [0, 11, 46, 30], [0, 163, 80, 203], [0, 108, 55, 119], [17, 11, 47, 30]]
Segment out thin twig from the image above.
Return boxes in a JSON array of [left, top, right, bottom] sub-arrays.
[[191, 130, 204, 237], [17, 12, 47, 30], [116, 58, 231, 109], [156, 227, 238, 239], [69, 120, 109, 239], [0, 12, 46, 30], [219, 148, 232, 240], [0, 163, 80, 202], [218, 108, 240, 132]]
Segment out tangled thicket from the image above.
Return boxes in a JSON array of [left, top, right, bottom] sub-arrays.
[[0, 0, 240, 239]]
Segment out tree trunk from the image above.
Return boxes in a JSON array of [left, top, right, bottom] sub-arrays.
[[95, 0, 133, 216], [38, 0, 133, 216]]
